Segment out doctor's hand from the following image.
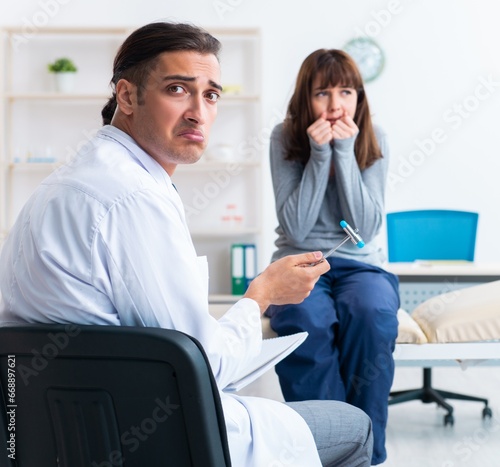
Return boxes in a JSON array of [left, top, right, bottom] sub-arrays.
[[307, 112, 334, 146], [331, 110, 359, 140], [243, 251, 330, 314]]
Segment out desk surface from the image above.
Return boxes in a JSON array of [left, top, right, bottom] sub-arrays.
[[385, 262, 500, 277]]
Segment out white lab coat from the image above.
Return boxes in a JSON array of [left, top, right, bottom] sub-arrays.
[[0, 126, 321, 466]]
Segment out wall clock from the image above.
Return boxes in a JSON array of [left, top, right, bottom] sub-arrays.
[[343, 37, 385, 83]]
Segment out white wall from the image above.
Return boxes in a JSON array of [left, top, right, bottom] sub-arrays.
[[2, 0, 500, 264]]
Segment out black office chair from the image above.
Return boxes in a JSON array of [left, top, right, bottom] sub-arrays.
[[387, 210, 491, 426], [0, 325, 232, 466]]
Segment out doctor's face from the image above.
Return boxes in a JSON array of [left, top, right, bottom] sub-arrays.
[[127, 50, 222, 174]]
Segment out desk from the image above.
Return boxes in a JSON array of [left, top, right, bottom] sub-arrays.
[[384, 262, 500, 312]]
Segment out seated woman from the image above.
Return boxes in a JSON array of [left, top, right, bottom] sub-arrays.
[[266, 48, 400, 465]]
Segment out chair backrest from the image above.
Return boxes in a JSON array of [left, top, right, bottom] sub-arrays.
[[386, 210, 479, 262], [0, 325, 231, 467]]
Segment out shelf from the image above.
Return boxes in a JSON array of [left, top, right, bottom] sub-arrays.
[[176, 160, 259, 172], [189, 227, 260, 237], [208, 28, 260, 38], [219, 94, 259, 103], [9, 160, 259, 173], [4, 93, 257, 104], [6, 93, 258, 101], [209, 294, 243, 304], [3, 27, 130, 36], [6, 93, 110, 101], [9, 162, 61, 172]]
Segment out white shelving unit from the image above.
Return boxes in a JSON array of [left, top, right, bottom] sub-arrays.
[[0, 26, 263, 297], [173, 28, 263, 296], [0, 27, 130, 242]]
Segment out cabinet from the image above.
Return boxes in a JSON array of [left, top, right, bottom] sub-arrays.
[[0, 26, 263, 297]]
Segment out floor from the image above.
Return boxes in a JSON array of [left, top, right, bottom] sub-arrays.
[[237, 363, 500, 467], [382, 365, 500, 467]]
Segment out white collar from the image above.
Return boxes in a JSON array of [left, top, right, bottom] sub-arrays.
[[98, 125, 173, 190]]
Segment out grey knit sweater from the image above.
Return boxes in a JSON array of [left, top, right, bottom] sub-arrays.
[[270, 122, 390, 266]]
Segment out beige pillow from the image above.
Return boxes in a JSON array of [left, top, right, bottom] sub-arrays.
[[411, 280, 500, 343], [396, 308, 428, 344]]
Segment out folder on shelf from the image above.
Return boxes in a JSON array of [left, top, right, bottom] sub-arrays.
[[231, 243, 257, 295], [231, 244, 246, 295], [244, 244, 256, 289]]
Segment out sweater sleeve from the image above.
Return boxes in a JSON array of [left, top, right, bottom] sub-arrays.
[[270, 124, 332, 243], [332, 126, 390, 243]]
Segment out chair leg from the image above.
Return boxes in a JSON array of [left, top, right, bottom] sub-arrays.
[[420, 386, 454, 414], [434, 389, 488, 406], [389, 367, 490, 425], [389, 382, 454, 415], [389, 389, 428, 404]]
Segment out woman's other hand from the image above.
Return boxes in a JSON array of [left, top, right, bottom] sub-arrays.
[[307, 112, 334, 146], [332, 110, 359, 140]]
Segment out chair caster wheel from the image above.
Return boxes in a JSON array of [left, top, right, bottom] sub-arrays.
[[483, 407, 493, 419], [444, 413, 454, 426]]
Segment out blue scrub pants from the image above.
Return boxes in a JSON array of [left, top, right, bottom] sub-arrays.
[[266, 257, 400, 465]]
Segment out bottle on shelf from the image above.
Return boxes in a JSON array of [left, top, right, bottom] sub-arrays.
[[221, 203, 244, 230]]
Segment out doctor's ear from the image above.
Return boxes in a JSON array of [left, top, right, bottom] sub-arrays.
[[115, 79, 137, 115]]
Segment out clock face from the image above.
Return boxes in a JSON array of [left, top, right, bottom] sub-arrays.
[[343, 37, 385, 83]]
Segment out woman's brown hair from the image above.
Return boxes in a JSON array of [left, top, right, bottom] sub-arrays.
[[283, 49, 382, 169]]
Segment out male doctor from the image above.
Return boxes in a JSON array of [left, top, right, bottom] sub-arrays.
[[0, 22, 373, 466]]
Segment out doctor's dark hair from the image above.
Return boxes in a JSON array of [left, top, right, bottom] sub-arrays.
[[283, 49, 381, 170], [101, 22, 221, 125]]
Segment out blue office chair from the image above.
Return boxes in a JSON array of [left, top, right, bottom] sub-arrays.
[[387, 210, 489, 426], [386, 209, 478, 263]]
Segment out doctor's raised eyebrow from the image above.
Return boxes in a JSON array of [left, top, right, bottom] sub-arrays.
[[161, 74, 223, 91]]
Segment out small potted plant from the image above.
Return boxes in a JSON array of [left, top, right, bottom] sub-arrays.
[[47, 57, 78, 93]]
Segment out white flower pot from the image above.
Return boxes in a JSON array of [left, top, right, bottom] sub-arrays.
[[54, 72, 76, 93]]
